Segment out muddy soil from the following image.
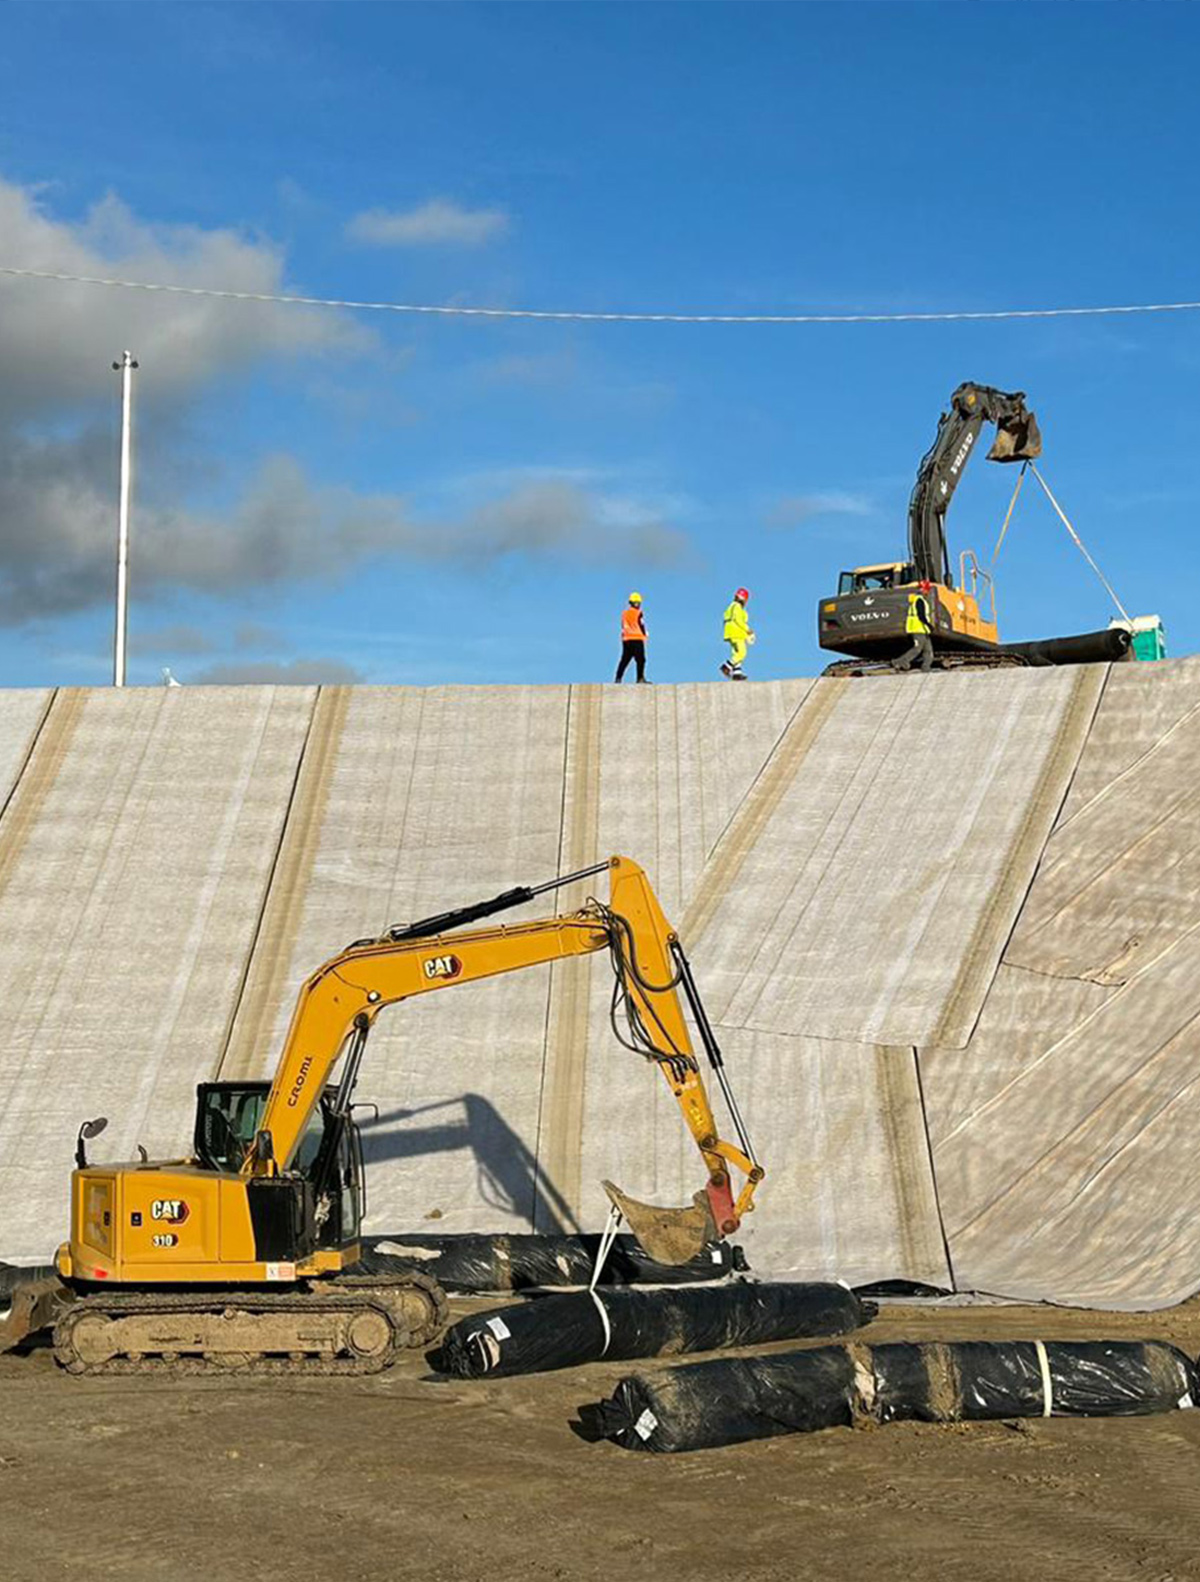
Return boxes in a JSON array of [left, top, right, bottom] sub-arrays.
[[4, 1297, 1200, 1582]]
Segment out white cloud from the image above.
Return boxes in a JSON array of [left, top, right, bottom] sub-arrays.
[[766, 491, 875, 528], [0, 178, 368, 421], [346, 197, 509, 248], [0, 175, 684, 626]]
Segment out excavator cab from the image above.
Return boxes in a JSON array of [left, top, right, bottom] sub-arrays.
[[194, 1081, 364, 1253]]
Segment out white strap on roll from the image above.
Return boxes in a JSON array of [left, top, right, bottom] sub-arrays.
[[1034, 1339, 1054, 1417], [587, 1204, 623, 1358]]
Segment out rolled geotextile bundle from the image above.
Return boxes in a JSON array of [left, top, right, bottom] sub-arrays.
[[584, 1339, 1199, 1452], [433, 1281, 869, 1379], [871, 1340, 1199, 1423], [1000, 627, 1132, 667], [362, 1233, 746, 1294]]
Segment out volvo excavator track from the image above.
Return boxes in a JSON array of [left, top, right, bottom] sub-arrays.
[[53, 1270, 447, 1377], [822, 652, 1029, 678]]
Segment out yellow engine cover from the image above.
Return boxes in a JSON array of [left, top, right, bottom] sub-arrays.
[[62, 1163, 352, 1286]]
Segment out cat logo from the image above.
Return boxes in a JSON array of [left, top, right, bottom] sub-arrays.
[[423, 954, 463, 982], [150, 1198, 189, 1225]]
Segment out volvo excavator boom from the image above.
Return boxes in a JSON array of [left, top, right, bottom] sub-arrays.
[[818, 381, 1042, 665], [907, 382, 1042, 589]]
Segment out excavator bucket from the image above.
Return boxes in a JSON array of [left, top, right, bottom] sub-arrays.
[[603, 1180, 720, 1267], [0, 1274, 71, 1354], [987, 409, 1042, 463]]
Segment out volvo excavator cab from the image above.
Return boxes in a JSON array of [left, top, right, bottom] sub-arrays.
[[818, 383, 1041, 664]]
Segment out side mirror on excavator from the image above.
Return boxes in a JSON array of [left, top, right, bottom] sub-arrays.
[[75, 1116, 108, 1170]]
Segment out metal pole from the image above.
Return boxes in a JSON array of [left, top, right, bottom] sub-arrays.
[[111, 351, 138, 686]]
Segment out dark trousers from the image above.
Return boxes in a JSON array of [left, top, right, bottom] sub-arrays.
[[615, 639, 646, 682], [893, 632, 934, 673]]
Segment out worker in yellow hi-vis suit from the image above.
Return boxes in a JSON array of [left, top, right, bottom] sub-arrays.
[[892, 582, 935, 674], [721, 587, 754, 681]]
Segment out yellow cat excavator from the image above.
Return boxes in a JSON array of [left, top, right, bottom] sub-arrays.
[[2, 856, 762, 1376]]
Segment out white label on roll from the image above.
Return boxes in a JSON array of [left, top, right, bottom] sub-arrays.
[[634, 1409, 658, 1441], [486, 1315, 511, 1340]]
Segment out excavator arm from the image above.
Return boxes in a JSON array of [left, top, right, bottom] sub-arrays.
[[908, 381, 1042, 586], [245, 855, 762, 1264]]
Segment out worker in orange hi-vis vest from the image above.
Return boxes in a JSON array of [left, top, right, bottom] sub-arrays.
[[615, 592, 650, 683]]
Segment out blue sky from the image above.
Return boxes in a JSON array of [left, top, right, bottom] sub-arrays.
[[0, 0, 1195, 685]]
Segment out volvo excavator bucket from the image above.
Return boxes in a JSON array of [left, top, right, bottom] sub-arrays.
[[603, 1180, 720, 1267], [987, 408, 1042, 463]]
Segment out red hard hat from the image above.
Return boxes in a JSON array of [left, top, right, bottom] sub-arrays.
[[920, 579, 932, 592], [736, 587, 750, 602]]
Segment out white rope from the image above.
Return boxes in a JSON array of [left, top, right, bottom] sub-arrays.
[[587, 1204, 624, 1357], [5, 264, 1200, 326], [1028, 463, 1131, 621], [990, 462, 1029, 566], [1034, 1339, 1054, 1417]]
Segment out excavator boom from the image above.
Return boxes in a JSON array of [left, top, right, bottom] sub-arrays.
[[907, 382, 1042, 587], [249, 855, 759, 1263], [818, 381, 1041, 664], [28, 855, 761, 1375]]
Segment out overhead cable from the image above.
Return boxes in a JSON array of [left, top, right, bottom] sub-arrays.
[[3, 264, 1200, 325]]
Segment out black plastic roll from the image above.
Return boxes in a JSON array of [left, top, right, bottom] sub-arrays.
[[360, 1232, 747, 1294], [872, 1340, 1198, 1423], [999, 626, 1132, 668], [580, 1346, 859, 1450], [433, 1280, 869, 1378], [584, 1339, 1198, 1452]]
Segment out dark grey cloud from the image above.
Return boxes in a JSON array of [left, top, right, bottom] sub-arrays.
[[234, 621, 286, 651], [0, 175, 688, 627], [129, 623, 217, 656], [0, 441, 687, 624], [189, 657, 366, 685]]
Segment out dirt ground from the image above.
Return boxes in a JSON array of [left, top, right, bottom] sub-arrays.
[[5, 1296, 1200, 1582]]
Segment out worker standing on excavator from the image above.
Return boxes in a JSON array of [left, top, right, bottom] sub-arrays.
[[892, 582, 935, 674], [615, 592, 649, 683], [721, 588, 754, 681]]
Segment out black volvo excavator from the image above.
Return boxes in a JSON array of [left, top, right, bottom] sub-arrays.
[[817, 382, 1130, 673]]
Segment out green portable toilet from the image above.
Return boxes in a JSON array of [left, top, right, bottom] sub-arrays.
[[1109, 615, 1167, 661]]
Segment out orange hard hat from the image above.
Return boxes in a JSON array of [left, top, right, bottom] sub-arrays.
[[736, 587, 750, 602]]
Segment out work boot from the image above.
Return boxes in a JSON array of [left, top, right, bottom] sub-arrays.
[[720, 662, 732, 678]]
